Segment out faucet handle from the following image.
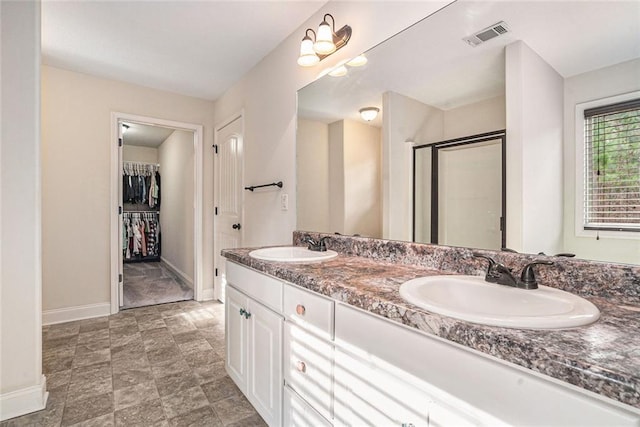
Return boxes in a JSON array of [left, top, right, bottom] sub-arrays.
[[520, 260, 554, 289]]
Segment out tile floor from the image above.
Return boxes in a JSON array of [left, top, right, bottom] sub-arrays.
[[122, 262, 194, 309], [1, 300, 266, 427]]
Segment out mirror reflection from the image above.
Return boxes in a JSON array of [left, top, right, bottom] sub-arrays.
[[296, 0, 640, 264]]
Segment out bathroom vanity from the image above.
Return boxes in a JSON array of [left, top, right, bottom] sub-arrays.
[[222, 233, 640, 426]]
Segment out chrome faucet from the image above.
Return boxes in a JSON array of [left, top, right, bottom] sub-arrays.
[[473, 253, 553, 290], [302, 235, 330, 252]]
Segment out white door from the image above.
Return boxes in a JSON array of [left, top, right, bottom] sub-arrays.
[[214, 116, 243, 302], [438, 140, 502, 250]]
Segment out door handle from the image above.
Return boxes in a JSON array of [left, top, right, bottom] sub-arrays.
[[232, 223, 241, 230]]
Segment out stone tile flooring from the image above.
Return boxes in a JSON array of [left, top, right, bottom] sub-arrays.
[[123, 262, 194, 309], [1, 301, 266, 427]]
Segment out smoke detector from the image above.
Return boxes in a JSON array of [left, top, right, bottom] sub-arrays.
[[463, 21, 509, 47]]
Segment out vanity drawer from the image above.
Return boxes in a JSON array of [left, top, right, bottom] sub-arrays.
[[284, 386, 332, 427], [284, 283, 334, 339], [284, 322, 333, 421], [226, 261, 283, 313]]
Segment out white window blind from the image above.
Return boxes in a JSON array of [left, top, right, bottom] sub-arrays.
[[584, 98, 640, 231]]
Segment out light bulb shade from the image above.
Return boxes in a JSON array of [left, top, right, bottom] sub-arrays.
[[314, 21, 336, 54], [297, 37, 319, 66], [359, 107, 379, 122], [328, 65, 348, 77], [347, 55, 367, 67]]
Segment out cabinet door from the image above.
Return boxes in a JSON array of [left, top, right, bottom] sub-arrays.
[[225, 286, 248, 391], [284, 386, 332, 427], [247, 299, 283, 427], [334, 348, 429, 427]]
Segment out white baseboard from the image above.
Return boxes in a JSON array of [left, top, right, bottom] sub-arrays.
[[43, 302, 111, 325], [0, 375, 48, 421], [200, 288, 215, 301], [160, 257, 193, 288]]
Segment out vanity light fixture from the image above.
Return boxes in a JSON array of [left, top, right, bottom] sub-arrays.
[[346, 55, 367, 67], [297, 13, 352, 67], [122, 123, 130, 134], [359, 107, 379, 122], [328, 65, 348, 77], [297, 29, 320, 66]]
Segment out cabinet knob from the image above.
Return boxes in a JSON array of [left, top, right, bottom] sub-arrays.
[[296, 361, 306, 373], [239, 308, 245, 316], [296, 304, 306, 315]]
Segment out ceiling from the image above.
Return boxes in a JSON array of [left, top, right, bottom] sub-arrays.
[[298, 0, 640, 125], [41, 0, 326, 101], [122, 122, 176, 148]]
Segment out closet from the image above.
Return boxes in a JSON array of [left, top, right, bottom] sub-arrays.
[[119, 122, 195, 310], [123, 162, 161, 262]]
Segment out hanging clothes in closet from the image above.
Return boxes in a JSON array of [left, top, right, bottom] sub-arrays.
[[123, 211, 161, 262], [123, 162, 161, 208]]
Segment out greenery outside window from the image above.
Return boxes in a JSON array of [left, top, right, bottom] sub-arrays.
[[583, 98, 640, 232]]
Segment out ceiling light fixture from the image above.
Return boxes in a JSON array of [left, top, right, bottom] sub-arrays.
[[359, 107, 379, 122], [297, 13, 352, 67]]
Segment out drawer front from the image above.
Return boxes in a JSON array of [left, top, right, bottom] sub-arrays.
[[226, 261, 283, 313], [284, 322, 333, 421], [284, 386, 332, 427], [284, 283, 334, 339]]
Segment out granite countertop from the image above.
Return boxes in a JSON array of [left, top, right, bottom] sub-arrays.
[[222, 247, 640, 410]]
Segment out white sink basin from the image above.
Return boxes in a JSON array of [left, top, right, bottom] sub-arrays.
[[249, 246, 338, 262], [399, 275, 600, 329]]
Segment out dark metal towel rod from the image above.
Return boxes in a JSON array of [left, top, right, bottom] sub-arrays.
[[244, 181, 283, 192]]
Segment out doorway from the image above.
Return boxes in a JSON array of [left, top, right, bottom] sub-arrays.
[[413, 130, 506, 250], [110, 113, 204, 314]]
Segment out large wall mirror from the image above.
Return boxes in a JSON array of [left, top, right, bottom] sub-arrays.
[[296, 0, 640, 265]]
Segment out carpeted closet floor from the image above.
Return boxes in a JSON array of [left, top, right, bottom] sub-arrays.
[[123, 262, 194, 309]]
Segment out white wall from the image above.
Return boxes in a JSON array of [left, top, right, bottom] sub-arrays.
[[0, 0, 47, 420], [123, 145, 158, 164], [443, 95, 506, 139], [328, 121, 345, 234], [342, 119, 382, 237], [213, 1, 453, 247], [296, 119, 329, 232], [563, 58, 640, 263], [41, 66, 215, 311], [158, 130, 194, 284], [505, 41, 564, 255], [383, 91, 444, 241]]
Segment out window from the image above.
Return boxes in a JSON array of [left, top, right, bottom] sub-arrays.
[[583, 98, 640, 232]]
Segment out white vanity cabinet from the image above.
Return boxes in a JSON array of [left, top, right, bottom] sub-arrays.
[[334, 302, 639, 427], [225, 261, 639, 427], [225, 262, 284, 427]]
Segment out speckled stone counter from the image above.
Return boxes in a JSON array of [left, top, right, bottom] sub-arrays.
[[222, 233, 640, 411]]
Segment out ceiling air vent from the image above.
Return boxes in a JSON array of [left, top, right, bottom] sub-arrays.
[[463, 21, 509, 47]]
